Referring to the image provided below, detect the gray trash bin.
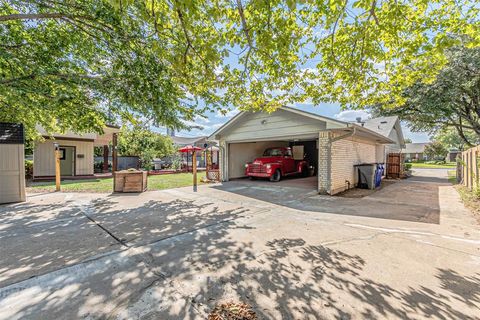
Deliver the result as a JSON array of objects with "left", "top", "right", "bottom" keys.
[{"left": 354, "top": 164, "right": 376, "bottom": 189}]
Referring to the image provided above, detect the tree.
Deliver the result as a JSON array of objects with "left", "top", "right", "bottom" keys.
[
  {"left": 373, "top": 45, "right": 480, "bottom": 146},
  {"left": 404, "top": 138, "right": 412, "bottom": 144},
  {"left": 1, "top": 0, "right": 212, "bottom": 139},
  {"left": 1, "top": 0, "right": 479, "bottom": 139},
  {"left": 117, "top": 126, "right": 175, "bottom": 169},
  {"left": 424, "top": 141, "right": 448, "bottom": 160},
  {"left": 433, "top": 127, "right": 479, "bottom": 150}
]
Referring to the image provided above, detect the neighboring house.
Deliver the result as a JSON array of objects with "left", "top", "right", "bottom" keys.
[
  {"left": 446, "top": 148, "right": 461, "bottom": 162},
  {"left": 208, "top": 106, "right": 394, "bottom": 195},
  {"left": 362, "top": 116, "right": 405, "bottom": 159},
  {"left": 33, "top": 125, "right": 120, "bottom": 179},
  {"left": 401, "top": 143, "right": 431, "bottom": 161}
]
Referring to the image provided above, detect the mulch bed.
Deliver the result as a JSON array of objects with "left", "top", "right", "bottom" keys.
[{"left": 208, "top": 302, "right": 257, "bottom": 320}]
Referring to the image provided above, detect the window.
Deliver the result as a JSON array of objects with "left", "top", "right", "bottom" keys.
[{"left": 263, "top": 148, "right": 283, "bottom": 156}]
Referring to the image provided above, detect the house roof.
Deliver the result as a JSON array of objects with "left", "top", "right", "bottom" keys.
[
  {"left": 35, "top": 125, "right": 120, "bottom": 145},
  {"left": 208, "top": 106, "right": 348, "bottom": 140},
  {"left": 402, "top": 143, "right": 430, "bottom": 154},
  {"left": 363, "top": 116, "right": 405, "bottom": 146},
  {"left": 170, "top": 135, "right": 207, "bottom": 146},
  {"left": 208, "top": 106, "right": 394, "bottom": 144}
]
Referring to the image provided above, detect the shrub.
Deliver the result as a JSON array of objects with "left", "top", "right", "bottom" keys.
[
  {"left": 25, "top": 160, "right": 33, "bottom": 178},
  {"left": 404, "top": 163, "right": 412, "bottom": 170}
]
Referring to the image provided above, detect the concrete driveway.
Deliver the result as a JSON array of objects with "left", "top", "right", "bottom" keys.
[{"left": 0, "top": 169, "right": 479, "bottom": 319}]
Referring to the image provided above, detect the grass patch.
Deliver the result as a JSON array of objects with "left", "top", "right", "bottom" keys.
[
  {"left": 410, "top": 162, "right": 456, "bottom": 169},
  {"left": 27, "top": 172, "right": 206, "bottom": 193},
  {"left": 447, "top": 170, "right": 457, "bottom": 184},
  {"left": 455, "top": 185, "right": 480, "bottom": 217}
]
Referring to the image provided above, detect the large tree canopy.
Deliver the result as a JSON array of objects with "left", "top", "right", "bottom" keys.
[
  {"left": 1, "top": 0, "right": 207, "bottom": 139},
  {"left": 1, "top": 0, "right": 479, "bottom": 139},
  {"left": 117, "top": 126, "right": 175, "bottom": 169},
  {"left": 374, "top": 45, "right": 480, "bottom": 145}
]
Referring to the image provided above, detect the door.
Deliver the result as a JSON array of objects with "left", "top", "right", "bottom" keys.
[{"left": 60, "top": 146, "right": 75, "bottom": 176}]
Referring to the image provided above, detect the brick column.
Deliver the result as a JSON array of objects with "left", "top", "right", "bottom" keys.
[{"left": 318, "top": 131, "right": 332, "bottom": 194}]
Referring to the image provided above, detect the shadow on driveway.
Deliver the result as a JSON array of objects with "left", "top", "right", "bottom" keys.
[{"left": 213, "top": 170, "right": 452, "bottom": 224}]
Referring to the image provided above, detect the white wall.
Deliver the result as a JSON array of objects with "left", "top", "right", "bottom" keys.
[
  {"left": 34, "top": 139, "right": 94, "bottom": 176},
  {"left": 0, "top": 144, "right": 25, "bottom": 203},
  {"left": 228, "top": 141, "right": 288, "bottom": 179},
  {"left": 330, "top": 137, "right": 377, "bottom": 194},
  {"left": 220, "top": 109, "right": 327, "bottom": 142}
]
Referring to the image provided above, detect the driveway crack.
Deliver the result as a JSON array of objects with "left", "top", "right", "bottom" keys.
[{"left": 77, "top": 203, "right": 129, "bottom": 247}]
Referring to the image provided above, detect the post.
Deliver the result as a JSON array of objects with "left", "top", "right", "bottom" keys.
[
  {"left": 54, "top": 143, "right": 61, "bottom": 191},
  {"left": 103, "top": 145, "right": 109, "bottom": 172},
  {"left": 192, "top": 150, "right": 197, "bottom": 192},
  {"left": 112, "top": 133, "right": 118, "bottom": 172},
  {"left": 112, "top": 133, "right": 118, "bottom": 192}
]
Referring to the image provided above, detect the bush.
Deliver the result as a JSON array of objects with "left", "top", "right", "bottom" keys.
[
  {"left": 404, "top": 163, "right": 412, "bottom": 170},
  {"left": 25, "top": 160, "right": 33, "bottom": 178}
]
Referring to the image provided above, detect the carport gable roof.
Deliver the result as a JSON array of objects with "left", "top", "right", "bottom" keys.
[
  {"left": 208, "top": 106, "right": 348, "bottom": 141},
  {"left": 327, "top": 124, "right": 395, "bottom": 144}
]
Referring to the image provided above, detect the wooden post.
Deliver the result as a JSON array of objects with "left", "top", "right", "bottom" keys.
[
  {"left": 192, "top": 150, "right": 197, "bottom": 192},
  {"left": 112, "top": 133, "right": 118, "bottom": 192},
  {"left": 112, "top": 133, "right": 118, "bottom": 172},
  {"left": 103, "top": 145, "right": 109, "bottom": 173},
  {"left": 54, "top": 145, "right": 61, "bottom": 192}
]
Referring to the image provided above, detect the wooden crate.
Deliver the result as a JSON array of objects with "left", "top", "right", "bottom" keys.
[{"left": 114, "top": 170, "right": 147, "bottom": 192}]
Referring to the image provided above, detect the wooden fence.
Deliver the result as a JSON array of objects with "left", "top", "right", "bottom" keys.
[
  {"left": 460, "top": 145, "right": 480, "bottom": 190},
  {"left": 386, "top": 153, "right": 405, "bottom": 179}
]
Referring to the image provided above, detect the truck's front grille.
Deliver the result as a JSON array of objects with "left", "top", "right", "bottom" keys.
[{"left": 250, "top": 163, "right": 266, "bottom": 173}]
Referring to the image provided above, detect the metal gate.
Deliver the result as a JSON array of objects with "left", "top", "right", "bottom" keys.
[
  {"left": 386, "top": 153, "right": 405, "bottom": 179},
  {"left": 0, "top": 123, "right": 26, "bottom": 204}
]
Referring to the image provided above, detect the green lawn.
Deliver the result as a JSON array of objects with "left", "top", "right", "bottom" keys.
[
  {"left": 410, "top": 162, "right": 457, "bottom": 169},
  {"left": 27, "top": 172, "right": 206, "bottom": 193}
]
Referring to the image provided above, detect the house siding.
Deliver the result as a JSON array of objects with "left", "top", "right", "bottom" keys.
[
  {"left": 219, "top": 109, "right": 326, "bottom": 142},
  {"left": 330, "top": 136, "right": 377, "bottom": 194},
  {"left": 385, "top": 128, "right": 402, "bottom": 153},
  {"left": 34, "top": 139, "right": 94, "bottom": 176},
  {"left": 0, "top": 144, "right": 26, "bottom": 203}
]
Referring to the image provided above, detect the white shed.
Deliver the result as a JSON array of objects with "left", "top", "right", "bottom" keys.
[
  {"left": 0, "top": 123, "right": 26, "bottom": 204},
  {"left": 33, "top": 125, "right": 120, "bottom": 179},
  {"left": 209, "top": 106, "right": 395, "bottom": 195}
]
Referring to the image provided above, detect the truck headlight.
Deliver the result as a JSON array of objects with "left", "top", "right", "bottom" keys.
[
  {"left": 245, "top": 164, "right": 249, "bottom": 168},
  {"left": 266, "top": 164, "right": 271, "bottom": 169}
]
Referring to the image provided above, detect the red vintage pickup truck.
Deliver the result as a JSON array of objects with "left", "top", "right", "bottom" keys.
[{"left": 245, "top": 147, "right": 309, "bottom": 182}]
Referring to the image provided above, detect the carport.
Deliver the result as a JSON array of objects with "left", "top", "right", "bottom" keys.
[{"left": 209, "top": 106, "right": 393, "bottom": 195}]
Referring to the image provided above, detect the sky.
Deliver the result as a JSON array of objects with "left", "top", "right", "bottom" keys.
[{"left": 170, "top": 102, "right": 431, "bottom": 143}]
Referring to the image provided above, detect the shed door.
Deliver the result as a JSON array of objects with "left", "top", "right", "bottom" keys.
[{"left": 0, "top": 144, "right": 26, "bottom": 204}]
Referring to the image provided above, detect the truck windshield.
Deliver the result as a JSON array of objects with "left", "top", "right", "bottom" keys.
[{"left": 263, "top": 148, "right": 283, "bottom": 156}]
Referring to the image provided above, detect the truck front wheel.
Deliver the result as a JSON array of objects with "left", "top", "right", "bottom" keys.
[{"left": 270, "top": 169, "right": 281, "bottom": 182}]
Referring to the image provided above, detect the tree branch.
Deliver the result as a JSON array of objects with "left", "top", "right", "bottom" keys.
[{"left": 0, "top": 13, "right": 68, "bottom": 22}]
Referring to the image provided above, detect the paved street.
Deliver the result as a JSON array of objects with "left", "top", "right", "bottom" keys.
[{"left": 1, "top": 169, "right": 479, "bottom": 319}]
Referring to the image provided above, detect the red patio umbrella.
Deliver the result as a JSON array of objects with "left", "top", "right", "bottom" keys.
[
  {"left": 178, "top": 146, "right": 203, "bottom": 192},
  {"left": 178, "top": 145, "right": 203, "bottom": 153},
  {"left": 178, "top": 145, "right": 203, "bottom": 173}
]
